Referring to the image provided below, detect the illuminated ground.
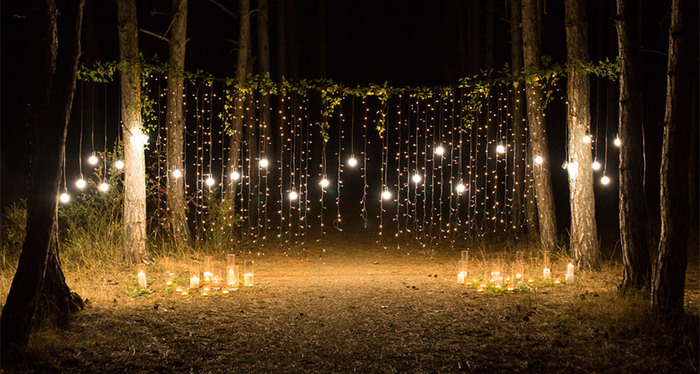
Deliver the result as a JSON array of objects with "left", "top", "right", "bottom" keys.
[{"left": 12, "top": 233, "right": 700, "bottom": 372}]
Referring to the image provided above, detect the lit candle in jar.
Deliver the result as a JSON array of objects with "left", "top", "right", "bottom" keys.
[
  {"left": 137, "top": 269, "right": 148, "bottom": 289},
  {"left": 190, "top": 275, "right": 200, "bottom": 289},
  {"left": 457, "top": 271, "right": 466, "bottom": 284},
  {"left": 565, "top": 262, "right": 575, "bottom": 283},
  {"left": 543, "top": 268, "right": 551, "bottom": 280},
  {"left": 244, "top": 273, "right": 254, "bottom": 287},
  {"left": 203, "top": 271, "right": 213, "bottom": 283},
  {"left": 228, "top": 268, "right": 236, "bottom": 287},
  {"left": 515, "top": 273, "right": 523, "bottom": 281},
  {"left": 222, "top": 289, "right": 229, "bottom": 296}
]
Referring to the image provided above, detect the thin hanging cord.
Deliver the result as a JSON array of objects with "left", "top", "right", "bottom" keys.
[
  {"left": 79, "top": 82, "right": 84, "bottom": 177},
  {"left": 603, "top": 82, "right": 609, "bottom": 173},
  {"left": 91, "top": 83, "right": 96, "bottom": 155},
  {"left": 103, "top": 84, "right": 108, "bottom": 182}
]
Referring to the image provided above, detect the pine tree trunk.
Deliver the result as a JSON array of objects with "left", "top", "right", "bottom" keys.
[
  {"left": 652, "top": 0, "right": 698, "bottom": 324},
  {"left": 226, "top": 0, "right": 250, "bottom": 197},
  {"left": 521, "top": 0, "right": 558, "bottom": 252},
  {"left": 565, "top": 0, "right": 599, "bottom": 270},
  {"left": 165, "top": 0, "right": 191, "bottom": 249},
  {"left": 509, "top": 0, "right": 532, "bottom": 234},
  {"left": 0, "top": 0, "right": 85, "bottom": 363},
  {"left": 117, "top": 0, "right": 146, "bottom": 263},
  {"left": 616, "top": 0, "right": 652, "bottom": 292}
]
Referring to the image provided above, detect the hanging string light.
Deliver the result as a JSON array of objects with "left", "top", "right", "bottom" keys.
[
  {"left": 60, "top": 151, "right": 70, "bottom": 203},
  {"left": 88, "top": 83, "right": 99, "bottom": 166}
]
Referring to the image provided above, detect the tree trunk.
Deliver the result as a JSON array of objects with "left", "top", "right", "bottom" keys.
[
  {"left": 616, "top": 0, "right": 652, "bottom": 292},
  {"left": 0, "top": 0, "right": 85, "bottom": 363},
  {"left": 509, "top": 0, "right": 531, "bottom": 233},
  {"left": 226, "top": 0, "right": 250, "bottom": 197},
  {"left": 165, "top": 0, "right": 191, "bottom": 249},
  {"left": 565, "top": 0, "right": 599, "bottom": 270},
  {"left": 484, "top": 0, "right": 495, "bottom": 68},
  {"left": 521, "top": 0, "right": 558, "bottom": 252},
  {"left": 652, "top": 0, "right": 698, "bottom": 324},
  {"left": 258, "top": 0, "right": 271, "bottom": 158}
]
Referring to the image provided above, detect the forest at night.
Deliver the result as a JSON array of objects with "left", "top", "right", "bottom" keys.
[{"left": 0, "top": 0, "right": 698, "bottom": 371}]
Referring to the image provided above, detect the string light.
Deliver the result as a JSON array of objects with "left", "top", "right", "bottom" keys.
[
  {"left": 76, "top": 176, "right": 87, "bottom": 189},
  {"left": 88, "top": 153, "right": 99, "bottom": 165},
  {"left": 347, "top": 156, "right": 358, "bottom": 167},
  {"left": 614, "top": 136, "right": 621, "bottom": 147},
  {"left": 319, "top": 178, "right": 329, "bottom": 188},
  {"left": 98, "top": 181, "right": 110, "bottom": 192},
  {"left": 288, "top": 189, "right": 298, "bottom": 201},
  {"left": 591, "top": 160, "right": 601, "bottom": 170},
  {"left": 582, "top": 133, "right": 592, "bottom": 144},
  {"left": 206, "top": 175, "right": 215, "bottom": 187},
  {"left": 172, "top": 169, "right": 182, "bottom": 179},
  {"left": 114, "top": 160, "right": 125, "bottom": 170},
  {"left": 231, "top": 170, "right": 240, "bottom": 181},
  {"left": 434, "top": 144, "right": 445, "bottom": 156},
  {"left": 601, "top": 175, "right": 610, "bottom": 185},
  {"left": 455, "top": 183, "right": 466, "bottom": 194},
  {"left": 496, "top": 144, "right": 506, "bottom": 154},
  {"left": 59, "top": 189, "right": 70, "bottom": 203},
  {"left": 534, "top": 155, "right": 543, "bottom": 165},
  {"left": 382, "top": 189, "right": 392, "bottom": 200},
  {"left": 567, "top": 161, "right": 579, "bottom": 176},
  {"left": 259, "top": 158, "right": 269, "bottom": 168},
  {"left": 411, "top": 173, "right": 422, "bottom": 184}
]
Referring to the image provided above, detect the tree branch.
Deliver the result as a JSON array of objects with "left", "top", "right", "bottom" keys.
[
  {"left": 139, "top": 28, "right": 169, "bottom": 42},
  {"left": 209, "top": 0, "right": 236, "bottom": 18}
]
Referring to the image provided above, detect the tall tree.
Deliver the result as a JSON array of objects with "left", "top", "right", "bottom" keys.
[
  {"left": 117, "top": 0, "right": 147, "bottom": 263},
  {"left": 615, "top": 0, "right": 652, "bottom": 292},
  {"left": 521, "top": 0, "right": 558, "bottom": 252},
  {"left": 165, "top": 0, "right": 191, "bottom": 248},
  {"left": 565, "top": 0, "right": 599, "bottom": 270},
  {"left": 0, "top": 0, "right": 85, "bottom": 362},
  {"left": 226, "top": 0, "right": 250, "bottom": 197},
  {"left": 652, "top": 0, "right": 698, "bottom": 324}
]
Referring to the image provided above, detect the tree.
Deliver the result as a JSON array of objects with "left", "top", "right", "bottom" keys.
[
  {"left": 652, "top": 0, "right": 698, "bottom": 324},
  {"left": 117, "top": 0, "right": 147, "bottom": 263},
  {"left": 521, "top": 0, "right": 558, "bottom": 252},
  {"left": 0, "top": 0, "right": 85, "bottom": 363},
  {"left": 615, "top": 0, "right": 652, "bottom": 292},
  {"left": 226, "top": 0, "right": 250, "bottom": 197},
  {"left": 564, "top": 0, "right": 599, "bottom": 270},
  {"left": 509, "top": 0, "right": 537, "bottom": 235},
  {"left": 165, "top": 0, "right": 191, "bottom": 248}
]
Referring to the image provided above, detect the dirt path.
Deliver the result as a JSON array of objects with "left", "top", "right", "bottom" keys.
[{"left": 14, "top": 238, "right": 700, "bottom": 373}]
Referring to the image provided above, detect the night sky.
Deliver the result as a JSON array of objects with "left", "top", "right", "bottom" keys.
[{"left": 0, "top": 0, "right": 680, "bottom": 241}]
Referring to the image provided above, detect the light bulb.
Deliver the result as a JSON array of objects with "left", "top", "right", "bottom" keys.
[
  {"left": 172, "top": 169, "right": 182, "bottom": 179},
  {"left": 320, "top": 178, "right": 329, "bottom": 188},
  {"left": 347, "top": 157, "right": 358, "bottom": 167},
  {"left": 582, "top": 134, "right": 592, "bottom": 144},
  {"left": 591, "top": 161, "right": 601, "bottom": 170},
  {"left": 561, "top": 160, "right": 569, "bottom": 170},
  {"left": 88, "top": 154, "right": 99, "bottom": 165},
  {"left": 59, "top": 192, "right": 70, "bottom": 203},
  {"left": 567, "top": 161, "right": 579, "bottom": 176},
  {"left": 98, "top": 182, "right": 110, "bottom": 192},
  {"left": 76, "top": 178, "right": 86, "bottom": 189},
  {"left": 205, "top": 176, "right": 215, "bottom": 187},
  {"left": 231, "top": 171, "right": 241, "bottom": 181},
  {"left": 259, "top": 158, "right": 269, "bottom": 168},
  {"left": 132, "top": 131, "right": 149, "bottom": 146},
  {"left": 434, "top": 145, "right": 445, "bottom": 156},
  {"left": 601, "top": 175, "right": 610, "bottom": 185},
  {"left": 411, "top": 174, "right": 422, "bottom": 183},
  {"left": 382, "top": 190, "right": 392, "bottom": 200},
  {"left": 456, "top": 183, "right": 466, "bottom": 193},
  {"left": 288, "top": 190, "right": 298, "bottom": 200},
  {"left": 614, "top": 137, "right": 621, "bottom": 147},
  {"left": 496, "top": 144, "right": 506, "bottom": 154},
  {"left": 114, "top": 160, "right": 125, "bottom": 170},
  {"left": 534, "top": 155, "right": 543, "bottom": 165}
]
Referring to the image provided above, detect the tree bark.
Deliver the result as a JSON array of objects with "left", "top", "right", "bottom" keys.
[
  {"left": 521, "top": 0, "right": 558, "bottom": 252},
  {"left": 165, "top": 0, "right": 191, "bottom": 249},
  {"left": 226, "top": 0, "right": 250, "bottom": 197},
  {"left": 652, "top": 0, "right": 698, "bottom": 324},
  {"left": 117, "top": 0, "right": 147, "bottom": 263},
  {"left": 616, "top": 0, "right": 652, "bottom": 292},
  {"left": 0, "top": 0, "right": 85, "bottom": 363},
  {"left": 565, "top": 0, "right": 599, "bottom": 270}
]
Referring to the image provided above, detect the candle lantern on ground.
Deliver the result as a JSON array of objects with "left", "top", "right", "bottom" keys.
[
  {"left": 212, "top": 266, "right": 222, "bottom": 291},
  {"left": 164, "top": 258, "right": 174, "bottom": 286},
  {"left": 244, "top": 260, "right": 255, "bottom": 287},
  {"left": 513, "top": 251, "right": 525, "bottom": 284},
  {"left": 203, "top": 256, "right": 213, "bottom": 284},
  {"left": 189, "top": 267, "right": 200, "bottom": 289},
  {"left": 490, "top": 254, "right": 503, "bottom": 285},
  {"left": 542, "top": 252, "right": 551, "bottom": 280},
  {"left": 227, "top": 254, "right": 238, "bottom": 290},
  {"left": 457, "top": 250, "right": 469, "bottom": 284},
  {"left": 565, "top": 261, "right": 575, "bottom": 284},
  {"left": 137, "top": 264, "right": 147, "bottom": 289}
]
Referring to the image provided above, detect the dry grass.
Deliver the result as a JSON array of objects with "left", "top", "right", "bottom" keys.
[{"left": 2, "top": 232, "right": 699, "bottom": 373}]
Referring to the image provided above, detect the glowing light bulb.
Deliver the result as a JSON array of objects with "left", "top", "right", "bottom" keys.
[
  {"left": 534, "top": 155, "right": 543, "bottom": 165},
  {"left": 411, "top": 174, "right": 422, "bottom": 183},
  {"left": 231, "top": 171, "right": 240, "bottom": 181},
  {"left": 434, "top": 145, "right": 445, "bottom": 156},
  {"left": 205, "top": 176, "right": 215, "bottom": 187},
  {"left": 76, "top": 178, "right": 87, "bottom": 189},
  {"left": 132, "top": 131, "right": 149, "bottom": 146},
  {"left": 348, "top": 157, "right": 358, "bottom": 167},
  {"left": 382, "top": 190, "right": 392, "bottom": 200},
  {"left": 259, "top": 158, "right": 269, "bottom": 168},
  {"left": 172, "top": 169, "right": 182, "bottom": 179},
  {"left": 114, "top": 160, "right": 124, "bottom": 170},
  {"left": 456, "top": 183, "right": 466, "bottom": 193},
  {"left": 98, "top": 182, "right": 110, "bottom": 192},
  {"left": 496, "top": 144, "right": 506, "bottom": 154},
  {"left": 601, "top": 175, "right": 610, "bottom": 185},
  {"left": 582, "top": 134, "right": 591, "bottom": 144},
  {"left": 88, "top": 154, "right": 99, "bottom": 165},
  {"left": 320, "top": 178, "right": 329, "bottom": 188},
  {"left": 591, "top": 161, "right": 601, "bottom": 170},
  {"left": 614, "top": 137, "right": 621, "bottom": 147},
  {"left": 567, "top": 161, "right": 579, "bottom": 176},
  {"left": 288, "top": 190, "right": 298, "bottom": 200},
  {"left": 59, "top": 192, "right": 70, "bottom": 203}
]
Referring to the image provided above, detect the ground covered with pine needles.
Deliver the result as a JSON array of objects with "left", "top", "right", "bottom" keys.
[{"left": 3, "top": 232, "right": 699, "bottom": 373}]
